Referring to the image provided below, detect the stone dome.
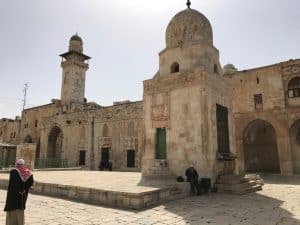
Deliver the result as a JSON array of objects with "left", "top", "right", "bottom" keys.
[
  {"left": 166, "top": 8, "right": 213, "bottom": 49},
  {"left": 70, "top": 34, "right": 82, "bottom": 42},
  {"left": 223, "top": 64, "right": 238, "bottom": 75}
]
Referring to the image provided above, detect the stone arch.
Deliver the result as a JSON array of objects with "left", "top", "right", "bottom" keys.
[
  {"left": 170, "top": 62, "right": 179, "bottom": 73},
  {"left": 47, "top": 126, "right": 63, "bottom": 159},
  {"left": 243, "top": 119, "right": 280, "bottom": 173},
  {"left": 103, "top": 124, "right": 109, "bottom": 137},
  {"left": 289, "top": 119, "right": 300, "bottom": 174},
  {"left": 24, "top": 135, "right": 33, "bottom": 143}
]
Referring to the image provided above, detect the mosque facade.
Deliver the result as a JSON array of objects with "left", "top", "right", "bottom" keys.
[{"left": 1, "top": 3, "right": 300, "bottom": 184}]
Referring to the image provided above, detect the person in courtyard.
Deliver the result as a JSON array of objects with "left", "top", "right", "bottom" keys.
[
  {"left": 98, "top": 160, "right": 105, "bottom": 171},
  {"left": 4, "top": 159, "right": 34, "bottom": 225},
  {"left": 108, "top": 161, "right": 112, "bottom": 171},
  {"left": 185, "top": 165, "right": 201, "bottom": 195}
]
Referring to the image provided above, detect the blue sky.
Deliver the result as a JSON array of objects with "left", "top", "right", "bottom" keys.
[{"left": 0, "top": 0, "right": 299, "bottom": 118}]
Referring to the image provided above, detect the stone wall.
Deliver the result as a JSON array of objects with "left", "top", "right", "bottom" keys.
[
  {"left": 40, "top": 101, "right": 144, "bottom": 170},
  {"left": 226, "top": 59, "right": 300, "bottom": 175},
  {"left": 143, "top": 68, "right": 234, "bottom": 183},
  {"left": 21, "top": 103, "right": 58, "bottom": 144},
  {"left": 0, "top": 118, "right": 21, "bottom": 145},
  {"left": 16, "top": 143, "right": 37, "bottom": 169}
]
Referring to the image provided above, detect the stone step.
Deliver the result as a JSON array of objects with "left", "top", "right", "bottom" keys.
[
  {"left": 217, "top": 177, "right": 251, "bottom": 185},
  {"left": 217, "top": 180, "right": 257, "bottom": 191},
  {"left": 216, "top": 174, "right": 263, "bottom": 195},
  {"left": 218, "top": 184, "right": 263, "bottom": 195}
]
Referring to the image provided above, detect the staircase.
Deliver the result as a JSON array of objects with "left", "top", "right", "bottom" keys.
[
  {"left": 216, "top": 174, "right": 264, "bottom": 195},
  {"left": 144, "top": 160, "right": 173, "bottom": 177}
]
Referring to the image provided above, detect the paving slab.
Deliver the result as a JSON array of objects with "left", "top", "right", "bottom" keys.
[
  {"left": 0, "top": 171, "right": 189, "bottom": 209},
  {"left": 0, "top": 175, "right": 300, "bottom": 224}
]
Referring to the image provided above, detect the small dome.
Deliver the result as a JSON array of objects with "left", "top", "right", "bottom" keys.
[
  {"left": 223, "top": 64, "right": 238, "bottom": 75},
  {"left": 70, "top": 34, "right": 82, "bottom": 42},
  {"left": 166, "top": 8, "right": 213, "bottom": 48}
]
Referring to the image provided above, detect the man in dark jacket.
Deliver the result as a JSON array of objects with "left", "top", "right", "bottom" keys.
[
  {"left": 4, "top": 159, "right": 34, "bottom": 225},
  {"left": 185, "top": 165, "right": 201, "bottom": 195}
]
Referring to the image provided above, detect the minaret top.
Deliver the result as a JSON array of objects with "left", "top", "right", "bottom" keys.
[
  {"left": 186, "top": 0, "right": 191, "bottom": 8},
  {"left": 60, "top": 34, "right": 91, "bottom": 60},
  {"left": 70, "top": 33, "right": 82, "bottom": 42}
]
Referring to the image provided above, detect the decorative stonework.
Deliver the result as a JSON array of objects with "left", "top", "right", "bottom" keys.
[
  {"left": 98, "top": 136, "right": 111, "bottom": 148},
  {"left": 123, "top": 137, "right": 138, "bottom": 150},
  {"left": 166, "top": 9, "right": 213, "bottom": 48},
  {"left": 151, "top": 104, "right": 169, "bottom": 121},
  {"left": 144, "top": 72, "right": 204, "bottom": 95}
]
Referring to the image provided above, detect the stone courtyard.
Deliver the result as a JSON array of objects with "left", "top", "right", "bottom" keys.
[{"left": 1, "top": 174, "right": 300, "bottom": 225}]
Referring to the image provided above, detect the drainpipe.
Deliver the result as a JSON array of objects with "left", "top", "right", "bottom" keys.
[{"left": 90, "top": 116, "right": 95, "bottom": 170}]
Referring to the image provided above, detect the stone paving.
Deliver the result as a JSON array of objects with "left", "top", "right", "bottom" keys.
[
  {"left": 0, "top": 171, "right": 177, "bottom": 193},
  {"left": 1, "top": 175, "right": 300, "bottom": 225}
]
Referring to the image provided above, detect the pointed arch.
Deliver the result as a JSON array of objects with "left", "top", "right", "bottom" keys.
[
  {"left": 103, "top": 124, "right": 109, "bottom": 137},
  {"left": 243, "top": 119, "right": 280, "bottom": 173},
  {"left": 47, "top": 126, "right": 63, "bottom": 159}
]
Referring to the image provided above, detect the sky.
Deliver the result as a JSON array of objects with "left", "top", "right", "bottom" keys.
[{"left": 0, "top": 0, "right": 299, "bottom": 118}]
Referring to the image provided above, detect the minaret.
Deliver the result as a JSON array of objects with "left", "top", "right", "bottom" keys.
[{"left": 60, "top": 34, "right": 91, "bottom": 108}]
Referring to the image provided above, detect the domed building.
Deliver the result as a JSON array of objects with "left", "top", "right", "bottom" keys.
[
  {"left": 143, "top": 3, "right": 233, "bottom": 182},
  {"left": 1, "top": 2, "right": 300, "bottom": 190},
  {"left": 157, "top": 6, "right": 221, "bottom": 77}
]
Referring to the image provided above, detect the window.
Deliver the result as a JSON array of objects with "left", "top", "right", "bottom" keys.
[
  {"left": 35, "top": 120, "right": 38, "bottom": 127},
  {"left": 288, "top": 77, "right": 300, "bottom": 98},
  {"left": 79, "top": 150, "right": 86, "bottom": 166},
  {"left": 216, "top": 104, "right": 230, "bottom": 154},
  {"left": 254, "top": 94, "right": 263, "bottom": 109},
  {"left": 170, "top": 62, "right": 179, "bottom": 74},
  {"left": 214, "top": 64, "right": 219, "bottom": 74},
  {"left": 127, "top": 149, "right": 135, "bottom": 168},
  {"left": 155, "top": 128, "right": 166, "bottom": 159}
]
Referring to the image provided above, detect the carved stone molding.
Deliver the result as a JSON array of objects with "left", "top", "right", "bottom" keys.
[
  {"left": 283, "top": 65, "right": 300, "bottom": 76},
  {"left": 98, "top": 136, "right": 111, "bottom": 148},
  {"left": 123, "top": 137, "right": 138, "bottom": 150},
  {"left": 151, "top": 104, "right": 169, "bottom": 121},
  {"left": 144, "top": 72, "right": 204, "bottom": 95}
]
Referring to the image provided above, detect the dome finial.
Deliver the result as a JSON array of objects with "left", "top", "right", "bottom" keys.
[{"left": 186, "top": 0, "right": 191, "bottom": 8}]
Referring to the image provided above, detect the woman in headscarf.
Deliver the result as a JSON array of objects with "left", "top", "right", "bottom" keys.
[{"left": 4, "top": 159, "right": 34, "bottom": 225}]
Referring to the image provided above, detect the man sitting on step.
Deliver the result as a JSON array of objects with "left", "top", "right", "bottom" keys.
[{"left": 185, "top": 165, "right": 201, "bottom": 195}]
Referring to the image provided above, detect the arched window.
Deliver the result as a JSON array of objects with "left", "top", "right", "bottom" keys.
[
  {"left": 128, "top": 122, "right": 134, "bottom": 136},
  {"left": 214, "top": 64, "right": 219, "bottom": 74},
  {"left": 170, "top": 62, "right": 179, "bottom": 73},
  {"left": 103, "top": 124, "right": 109, "bottom": 137},
  {"left": 24, "top": 135, "right": 33, "bottom": 143},
  {"left": 288, "top": 77, "right": 300, "bottom": 98}
]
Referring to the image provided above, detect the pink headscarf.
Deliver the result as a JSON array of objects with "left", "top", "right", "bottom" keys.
[{"left": 15, "top": 159, "right": 32, "bottom": 182}]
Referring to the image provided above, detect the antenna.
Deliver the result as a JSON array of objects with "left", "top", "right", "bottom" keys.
[{"left": 22, "top": 83, "right": 29, "bottom": 110}]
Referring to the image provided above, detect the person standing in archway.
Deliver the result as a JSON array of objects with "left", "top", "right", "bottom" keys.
[{"left": 4, "top": 159, "right": 34, "bottom": 225}]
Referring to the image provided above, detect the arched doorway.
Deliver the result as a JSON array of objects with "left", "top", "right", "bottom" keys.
[
  {"left": 290, "top": 120, "right": 300, "bottom": 174},
  {"left": 47, "top": 126, "right": 63, "bottom": 159},
  {"left": 243, "top": 119, "right": 280, "bottom": 173},
  {"left": 24, "top": 135, "right": 33, "bottom": 143}
]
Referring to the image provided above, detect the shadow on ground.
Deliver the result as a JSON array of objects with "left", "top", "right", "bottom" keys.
[{"left": 162, "top": 192, "right": 300, "bottom": 225}]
